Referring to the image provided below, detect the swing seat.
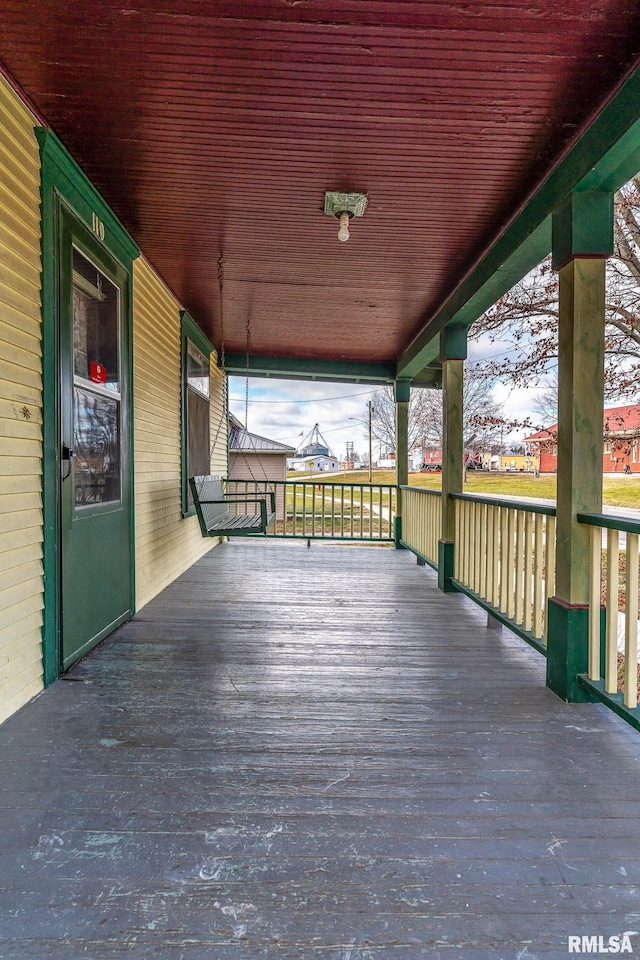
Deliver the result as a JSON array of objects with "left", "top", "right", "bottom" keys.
[{"left": 189, "top": 475, "right": 275, "bottom": 537}]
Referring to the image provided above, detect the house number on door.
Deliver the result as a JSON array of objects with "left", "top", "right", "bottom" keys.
[{"left": 92, "top": 212, "right": 105, "bottom": 241}]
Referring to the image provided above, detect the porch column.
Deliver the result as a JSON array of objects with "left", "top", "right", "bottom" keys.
[
  {"left": 546, "top": 190, "right": 613, "bottom": 701},
  {"left": 394, "top": 379, "right": 410, "bottom": 547},
  {"left": 438, "top": 326, "right": 467, "bottom": 591}
]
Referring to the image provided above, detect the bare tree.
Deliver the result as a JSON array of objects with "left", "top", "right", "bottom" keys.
[
  {"left": 530, "top": 374, "right": 558, "bottom": 426},
  {"left": 359, "top": 387, "right": 436, "bottom": 454},
  {"left": 470, "top": 176, "right": 640, "bottom": 401},
  {"left": 365, "top": 370, "right": 505, "bottom": 457}
]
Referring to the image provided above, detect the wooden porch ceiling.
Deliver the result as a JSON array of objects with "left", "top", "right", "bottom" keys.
[{"left": 2, "top": 2, "right": 640, "bottom": 375}]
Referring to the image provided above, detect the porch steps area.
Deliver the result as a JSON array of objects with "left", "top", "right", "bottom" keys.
[{"left": 2, "top": 542, "right": 640, "bottom": 958}]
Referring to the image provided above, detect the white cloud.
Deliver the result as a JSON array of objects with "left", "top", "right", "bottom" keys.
[{"left": 228, "top": 376, "right": 375, "bottom": 458}]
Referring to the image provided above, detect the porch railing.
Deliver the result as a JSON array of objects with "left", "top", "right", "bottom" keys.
[
  {"left": 223, "top": 478, "right": 640, "bottom": 731},
  {"left": 450, "top": 493, "right": 556, "bottom": 653},
  {"left": 224, "top": 479, "right": 397, "bottom": 541},
  {"left": 578, "top": 512, "right": 640, "bottom": 730},
  {"left": 399, "top": 486, "right": 442, "bottom": 567}
]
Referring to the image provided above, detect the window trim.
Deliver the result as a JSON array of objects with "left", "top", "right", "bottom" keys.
[{"left": 181, "top": 311, "right": 214, "bottom": 517}]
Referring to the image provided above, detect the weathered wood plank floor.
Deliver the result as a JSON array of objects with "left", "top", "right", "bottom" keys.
[{"left": 3, "top": 541, "right": 640, "bottom": 959}]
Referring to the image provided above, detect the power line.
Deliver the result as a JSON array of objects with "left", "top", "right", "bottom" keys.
[{"left": 228, "top": 388, "right": 375, "bottom": 404}]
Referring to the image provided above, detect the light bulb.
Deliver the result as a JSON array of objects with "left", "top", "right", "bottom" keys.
[{"left": 338, "top": 212, "right": 350, "bottom": 242}]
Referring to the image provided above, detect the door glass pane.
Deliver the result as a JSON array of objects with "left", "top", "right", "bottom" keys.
[
  {"left": 71, "top": 248, "right": 122, "bottom": 507},
  {"left": 73, "top": 247, "right": 120, "bottom": 392},
  {"left": 73, "top": 387, "right": 121, "bottom": 505}
]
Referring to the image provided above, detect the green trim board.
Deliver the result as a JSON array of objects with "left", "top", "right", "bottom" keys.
[
  {"left": 577, "top": 511, "right": 640, "bottom": 535},
  {"left": 437, "top": 539, "right": 456, "bottom": 592},
  {"left": 38, "top": 127, "right": 139, "bottom": 686},
  {"left": 394, "top": 380, "right": 411, "bottom": 403},
  {"left": 546, "top": 597, "right": 603, "bottom": 702},
  {"left": 35, "top": 129, "right": 139, "bottom": 266},
  {"left": 551, "top": 190, "right": 614, "bottom": 269},
  {"left": 440, "top": 324, "right": 468, "bottom": 361},
  {"left": 181, "top": 311, "right": 214, "bottom": 518},
  {"left": 399, "top": 485, "right": 442, "bottom": 496},
  {"left": 397, "top": 65, "right": 640, "bottom": 379},
  {"left": 450, "top": 580, "right": 549, "bottom": 657},
  {"left": 577, "top": 675, "right": 640, "bottom": 735},
  {"left": 222, "top": 353, "right": 396, "bottom": 384},
  {"left": 451, "top": 492, "right": 557, "bottom": 517},
  {"left": 399, "top": 540, "right": 438, "bottom": 572}
]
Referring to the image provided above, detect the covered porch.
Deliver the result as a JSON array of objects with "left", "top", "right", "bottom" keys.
[{"left": 2, "top": 540, "right": 640, "bottom": 958}]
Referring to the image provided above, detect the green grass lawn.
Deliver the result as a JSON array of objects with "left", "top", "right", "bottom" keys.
[{"left": 304, "top": 470, "right": 640, "bottom": 509}]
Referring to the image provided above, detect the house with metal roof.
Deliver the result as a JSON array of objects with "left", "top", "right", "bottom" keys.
[{"left": 228, "top": 413, "right": 296, "bottom": 489}]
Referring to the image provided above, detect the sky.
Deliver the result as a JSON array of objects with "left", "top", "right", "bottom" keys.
[{"left": 228, "top": 335, "right": 553, "bottom": 459}]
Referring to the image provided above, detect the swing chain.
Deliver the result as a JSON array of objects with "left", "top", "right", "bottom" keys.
[{"left": 209, "top": 255, "right": 228, "bottom": 470}]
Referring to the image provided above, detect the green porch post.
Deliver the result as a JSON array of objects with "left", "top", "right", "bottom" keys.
[
  {"left": 438, "top": 326, "right": 466, "bottom": 591},
  {"left": 546, "top": 190, "right": 613, "bottom": 701},
  {"left": 394, "top": 379, "right": 410, "bottom": 547}
]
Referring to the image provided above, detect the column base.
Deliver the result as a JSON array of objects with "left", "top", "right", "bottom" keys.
[
  {"left": 437, "top": 540, "right": 456, "bottom": 592},
  {"left": 546, "top": 596, "right": 602, "bottom": 703},
  {"left": 393, "top": 516, "right": 405, "bottom": 549}
]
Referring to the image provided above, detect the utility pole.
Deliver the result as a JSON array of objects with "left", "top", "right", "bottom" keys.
[{"left": 368, "top": 399, "right": 373, "bottom": 483}]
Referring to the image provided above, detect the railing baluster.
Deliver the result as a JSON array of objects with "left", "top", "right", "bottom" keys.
[
  {"left": 506, "top": 508, "right": 515, "bottom": 620},
  {"left": 350, "top": 486, "right": 354, "bottom": 538},
  {"left": 625, "top": 533, "right": 639, "bottom": 709},
  {"left": 523, "top": 512, "right": 534, "bottom": 632},
  {"left": 491, "top": 507, "right": 500, "bottom": 608},
  {"left": 498, "top": 507, "right": 507, "bottom": 614},
  {"left": 544, "top": 515, "right": 556, "bottom": 642},
  {"left": 479, "top": 501, "right": 488, "bottom": 598},
  {"left": 533, "top": 514, "right": 543, "bottom": 638},
  {"left": 485, "top": 505, "right": 494, "bottom": 602},
  {"left": 461, "top": 501, "right": 468, "bottom": 585},
  {"left": 453, "top": 499, "right": 460, "bottom": 579},
  {"left": 515, "top": 510, "right": 525, "bottom": 625},
  {"left": 589, "top": 525, "right": 602, "bottom": 682},
  {"left": 605, "top": 528, "right": 619, "bottom": 694}
]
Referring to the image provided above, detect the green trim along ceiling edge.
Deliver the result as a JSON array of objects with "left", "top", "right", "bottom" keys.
[
  {"left": 37, "top": 125, "right": 139, "bottom": 687},
  {"left": 221, "top": 353, "right": 396, "bottom": 384},
  {"left": 397, "top": 65, "right": 640, "bottom": 379}
]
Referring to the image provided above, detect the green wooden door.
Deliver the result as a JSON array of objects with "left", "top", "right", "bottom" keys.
[{"left": 59, "top": 208, "right": 133, "bottom": 669}]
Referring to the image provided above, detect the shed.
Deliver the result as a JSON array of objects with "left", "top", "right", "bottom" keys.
[{"left": 228, "top": 413, "right": 296, "bottom": 512}]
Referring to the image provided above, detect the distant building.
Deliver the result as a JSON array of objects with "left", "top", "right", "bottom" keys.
[
  {"left": 228, "top": 414, "right": 296, "bottom": 513},
  {"left": 290, "top": 424, "right": 339, "bottom": 473},
  {"left": 288, "top": 454, "right": 339, "bottom": 474},
  {"left": 525, "top": 404, "right": 640, "bottom": 474}
]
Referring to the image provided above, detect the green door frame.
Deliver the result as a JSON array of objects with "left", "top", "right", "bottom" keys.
[{"left": 37, "top": 128, "right": 139, "bottom": 685}]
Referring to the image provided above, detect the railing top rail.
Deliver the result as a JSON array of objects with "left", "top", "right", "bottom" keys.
[
  {"left": 225, "top": 478, "right": 396, "bottom": 489},
  {"left": 578, "top": 511, "right": 640, "bottom": 535},
  {"left": 450, "top": 491, "right": 556, "bottom": 517},
  {"left": 400, "top": 485, "right": 442, "bottom": 496}
]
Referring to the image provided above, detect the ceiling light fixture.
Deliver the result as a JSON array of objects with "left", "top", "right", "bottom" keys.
[{"left": 324, "top": 191, "right": 368, "bottom": 242}]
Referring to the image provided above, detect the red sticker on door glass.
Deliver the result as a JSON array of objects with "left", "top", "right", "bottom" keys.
[{"left": 90, "top": 362, "right": 107, "bottom": 383}]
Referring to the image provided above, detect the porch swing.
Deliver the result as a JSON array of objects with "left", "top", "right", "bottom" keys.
[{"left": 189, "top": 257, "right": 276, "bottom": 538}]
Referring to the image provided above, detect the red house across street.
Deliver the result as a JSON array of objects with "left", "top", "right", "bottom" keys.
[{"left": 525, "top": 404, "right": 640, "bottom": 474}]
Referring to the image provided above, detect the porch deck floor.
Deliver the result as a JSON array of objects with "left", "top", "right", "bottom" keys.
[{"left": 3, "top": 542, "right": 640, "bottom": 959}]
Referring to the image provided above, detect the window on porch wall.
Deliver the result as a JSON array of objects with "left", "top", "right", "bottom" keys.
[{"left": 181, "top": 311, "right": 213, "bottom": 516}]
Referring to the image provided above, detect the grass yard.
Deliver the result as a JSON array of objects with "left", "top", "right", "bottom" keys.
[{"left": 309, "top": 470, "right": 640, "bottom": 510}]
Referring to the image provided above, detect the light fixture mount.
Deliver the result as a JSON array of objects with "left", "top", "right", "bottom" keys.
[
  {"left": 324, "top": 191, "right": 368, "bottom": 242},
  {"left": 324, "top": 191, "right": 368, "bottom": 219}
]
